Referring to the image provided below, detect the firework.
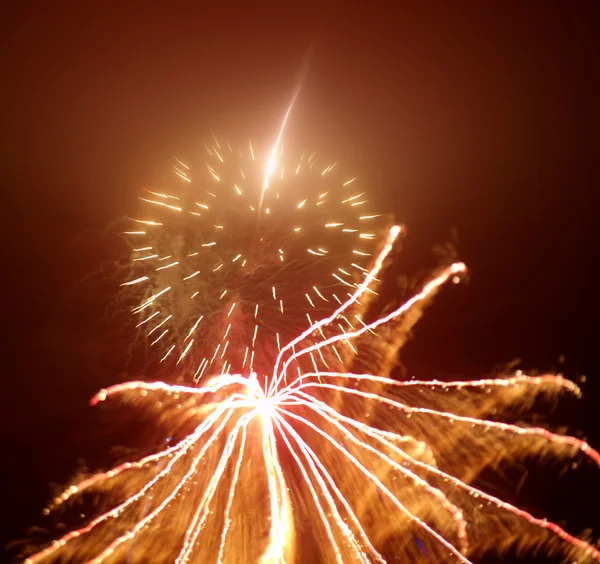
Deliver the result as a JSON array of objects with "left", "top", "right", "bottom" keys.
[
  {"left": 25, "top": 226, "right": 599, "bottom": 563},
  {"left": 120, "top": 140, "right": 388, "bottom": 381}
]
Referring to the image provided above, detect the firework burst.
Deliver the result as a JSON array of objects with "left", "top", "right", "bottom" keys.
[
  {"left": 25, "top": 226, "right": 599, "bottom": 563},
  {"left": 120, "top": 140, "right": 388, "bottom": 381}
]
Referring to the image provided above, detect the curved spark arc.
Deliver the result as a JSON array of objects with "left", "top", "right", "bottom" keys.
[
  {"left": 272, "top": 414, "right": 385, "bottom": 563},
  {"left": 26, "top": 225, "right": 600, "bottom": 563},
  {"left": 269, "top": 224, "right": 404, "bottom": 394},
  {"left": 288, "top": 388, "right": 600, "bottom": 561},
  {"left": 280, "top": 392, "right": 470, "bottom": 550}
]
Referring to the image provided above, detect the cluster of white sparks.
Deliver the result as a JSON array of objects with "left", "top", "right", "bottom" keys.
[
  {"left": 26, "top": 225, "right": 600, "bottom": 563},
  {"left": 121, "top": 138, "right": 386, "bottom": 380}
]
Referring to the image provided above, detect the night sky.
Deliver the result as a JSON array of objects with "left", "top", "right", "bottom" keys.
[{"left": 3, "top": 4, "right": 599, "bottom": 563}]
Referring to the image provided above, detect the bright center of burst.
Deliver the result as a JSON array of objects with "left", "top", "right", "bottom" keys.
[
  {"left": 248, "top": 373, "right": 276, "bottom": 420},
  {"left": 256, "top": 396, "right": 275, "bottom": 421}
]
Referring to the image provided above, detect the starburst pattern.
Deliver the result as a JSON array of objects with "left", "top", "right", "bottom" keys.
[
  {"left": 25, "top": 226, "right": 599, "bottom": 563},
  {"left": 120, "top": 140, "right": 388, "bottom": 380}
]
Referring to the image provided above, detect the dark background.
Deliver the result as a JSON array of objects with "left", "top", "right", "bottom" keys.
[{"left": 2, "top": 3, "right": 599, "bottom": 562}]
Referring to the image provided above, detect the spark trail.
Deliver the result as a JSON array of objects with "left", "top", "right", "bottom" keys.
[{"left": 26, "top": 226, "right": 600, "bottom": 563}]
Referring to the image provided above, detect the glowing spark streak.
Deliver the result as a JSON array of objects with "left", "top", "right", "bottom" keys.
[
  {"left": 232, "top": 254, "right": 241, "bottom": 262},
  {"left": 194, "top": 359, "right": 208, "bottom": 381},
  {"left": 216, "top": 425, "right": 248, "bottom": 564},
  {"left": 207, "top": 165, "right": 220, "bottom": 182},
  {"left": 337, "top": 325, "right": 358, "bottom": 354},
  {"left": 132, "top": 247, "right": 152, "bottom": 252},
  {"left": 136, "top": 311, "right": 159, "bottom": 327},
  {"left": 259, "top": 414, "right": 291, "bottom": 563},
  {"left": 183, "top": 271, "right": 200, "bottom": 281},
  {"left": 46, "top": 433, "right": 192, "bottom": 511},
  {"left": 297, "top": 383, "right": 600, "bottom": 468},
  {"left": 155, "top": 261, "right": 179, "bottom": 271},
  {"left": 196, "top": 203, "right": 209, "bottom": 210},
  {"left": 174, "top": 169, "right": 191, "bottom": 182},
  {"left": 139, "top": 197, "right": 182, "bottom": 212},
  {"left": 342, "top": 193, "right": 365, "bottom": 203},
  {"left": 343, "top": 177, "right": 358, "bottom": 186},
  {"left": 271, "top": 224, "right": 399, "bottom": 390},
  {"left": 202, "top": 241, "right": 216, "bottom": 247},
  {"left": 351, "top": 263, "right": 367, "bottom": 272},
  {"left": 124, "top": 231, "right": 145, "bottom": 235},
  {"left": 313, "top": 286, "right": 328, "bottom": 302},
  {"left": 133, "top": 286, "right": 171, "bottom": 313},
  {"left": 276, "top": 415, "right": 385, "bottom": 563},
  {"left": 289, "top": 372, "right": 581, "bottom": 396},
  {"left": 359, "top": 214, "right": 381, "bottom": 220},
  {"left": 305, "top": 294, "right": 315, "bottom": 308},
  {"left": 174, "top": 158, "right": 189, "bottom": 170},
  {"left": 160, "top": 345, "right": 175, "bottom": 362},
  {"left": 280, "top": 409, "right": 473, "bottom": 563},
  {"left": 133, "top": 254, "right": 158, "bottom": 262},
  {"left": 147, "top": 315, "right": 172, "bottom": 337},
  {"left": 291, "top": 385, "right": 600, "bottom": 561},
  {"left": 281, "top": 260, "right": 465, "bottom": 383},
  {"left": 121, "top": 276, "right": 149, "bottom": 286},
  {"left": 177, "top": 339, "right": 194, "bottom": 365},
  {"left": 260, "top": 55, "right": 308, "bottom": 211},
  {"left": 326, "top": 223, "right": 343, "bottom": 228},
  {"left": 273, "top": 416, "right": 344, "bottom": 564},
  {"left": 176, "top": 414, "right": 253, "bottom": 563},
  {"left": 332, "top": 273, "right": 355, "bottom": 288},
  {"left": 26, "top": 407, "right": 233, "bottom": 564},
  {"left": 354, "top": 316, "right": 376, "bottom": 335},
  {"left": 131, "top": 219, "right": 162, "bottom": 226},
  {"left": 291, "top": 393, "right": 469, "bottom": 550},
  {"left": 90, "top": 409, "right": 237, "bottom": 564},
  {"left": 150, "top": 328, "right": 168, "bottom": 346},
  {"left": 227, "top": 302, "right": 236, "bottom": 317}
]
